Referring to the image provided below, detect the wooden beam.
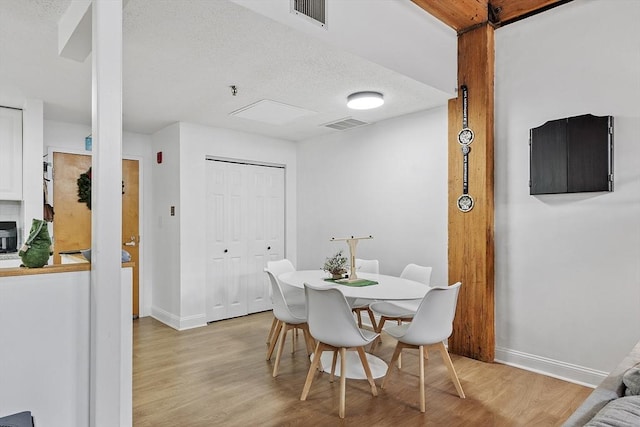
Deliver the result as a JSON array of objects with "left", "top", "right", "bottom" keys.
[
  {"left": 490, "top": 0, "right": 573, "bottom": 26},
  {"left": 411, "top": 0, "right": 487, "bottom": 32},
  {"left": 448, "top": 24, "right": 495, "bottom": 362},
  {"left": 412, "top": 0, "right": 574, "bottom": 32}
]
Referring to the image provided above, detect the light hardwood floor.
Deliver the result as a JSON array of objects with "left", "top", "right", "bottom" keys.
[{"left": 133, "top": 312, "right": 591, "bottom": 426}]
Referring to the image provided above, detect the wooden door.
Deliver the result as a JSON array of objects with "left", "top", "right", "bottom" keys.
[
  {"left": 122, "top": 159, "right": 140, "bottom": 317},
  {"left": 52, "top": 152, "right": 140, "bottom": 316},
  {"left": 205, "top": 160, "right": 285, "bottom": 322}
]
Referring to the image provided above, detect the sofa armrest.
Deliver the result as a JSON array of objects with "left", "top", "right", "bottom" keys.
[{"left": 563, "top": 341, "right": 640, "bottom": 427}]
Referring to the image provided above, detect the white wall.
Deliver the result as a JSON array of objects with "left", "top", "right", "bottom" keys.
[
  {"left": 150, "top": 123, "right": 182, "bottom": 326},
  {"left": 1, "top": 271, "right": 90, "bottom": 426},
  {"left": 494, "top": 0, "right": 640, "bottom": 386},
  {"left": 44, "top": 120, "right": 155, "bottom": 317},
  {"left": 150, "top": 122, "right": 298, "bottom": 330},
  {"left": 297, "top": 107, "right": 448, "bottom": 285},
  {"left": 0, "top": 267, "right": 132, "bottom": 427}
]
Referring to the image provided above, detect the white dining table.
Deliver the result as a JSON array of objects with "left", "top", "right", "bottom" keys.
[
  {"left": 278, "top": 270, "right": 429, "bottom": 301},
  {"left": 278, "top": 269, "right": 430, "bottom": 379}
]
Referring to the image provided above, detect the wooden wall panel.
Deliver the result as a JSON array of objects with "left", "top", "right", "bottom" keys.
[{"left": 448, "top": 24, "right": 495, "bottom": 362}]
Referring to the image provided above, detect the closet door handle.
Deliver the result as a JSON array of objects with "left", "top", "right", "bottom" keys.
[
  {"left": 267, "top": 246, "right": 271, "bottom": 250},
  {"left": 224, "top": 249, "right": 228, "bottom": 253}
]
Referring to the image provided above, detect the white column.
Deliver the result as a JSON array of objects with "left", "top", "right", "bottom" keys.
[{"left": 90, "top": 1, "right": 128, "bottom": 426}]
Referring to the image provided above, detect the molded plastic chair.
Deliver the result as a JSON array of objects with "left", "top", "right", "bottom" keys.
[
  {"left": 350, "top": 258, "right": 379, "bottom": 330},
  {"left": 265, "top": 259, "right": 304, "bottom": 347},
  {"left": 266, "top": 259, "right": 305, "bottom": 305},
  {"left": 369, "top": 263, "right": 433, "bottom": 335},
  {"left": 264, "top": 269, "right": 315, "bottom": 378},
  {"left": 381, "top": 282, "right": 465, "bottom": 412},
  {"left": 301, "top": 283, "right": 379, "bottom": 419}
]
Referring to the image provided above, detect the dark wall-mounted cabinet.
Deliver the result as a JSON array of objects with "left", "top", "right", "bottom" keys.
[{"left": 529, "top": 114, "right": 613, "bottom": 195}]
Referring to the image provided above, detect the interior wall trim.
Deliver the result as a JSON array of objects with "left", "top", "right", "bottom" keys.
[
  {"left": 495, "top": 346, "right": 606, "bottom": 388},
  {"left": 205, "top": 155, "right": 285, "bottom": 169}
]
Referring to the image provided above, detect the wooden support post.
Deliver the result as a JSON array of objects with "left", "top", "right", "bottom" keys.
[{"left": 448, "top": 24, "right": 495, "bottom": 362}]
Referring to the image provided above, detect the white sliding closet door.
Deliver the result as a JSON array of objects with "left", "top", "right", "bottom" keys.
[
  {"left": 205, "top": 159, "right": 285, "bottom": 322},
  {"left": 246, "top": 165, "right": 285, "bottom": 313}
]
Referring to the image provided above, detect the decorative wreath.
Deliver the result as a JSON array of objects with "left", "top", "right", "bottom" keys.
[{"left": 77, "top": 167, "right": 92, "bottom": 210}]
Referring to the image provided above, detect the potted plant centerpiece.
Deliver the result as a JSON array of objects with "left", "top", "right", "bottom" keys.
[{"left": 323, "top": 249, "right": 348, "bottom": 280}]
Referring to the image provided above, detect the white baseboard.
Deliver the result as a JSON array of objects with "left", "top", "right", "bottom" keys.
[
  {"left": 151, "top": 307, "right": 206, "bottom": 331},
  {"left": 178, "top": 314, "right": 207, "bottom": 330},
  {"left": 495, "top": 346, "right": 606, "bottom": 388}
]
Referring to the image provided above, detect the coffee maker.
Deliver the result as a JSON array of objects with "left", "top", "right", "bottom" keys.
[{"left": 0, "top": 221, "right": 18, "bottom": 253}]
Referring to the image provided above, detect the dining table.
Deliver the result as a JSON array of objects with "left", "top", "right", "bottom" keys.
[{"left": 278, "top": 269, "right": 430, "bottom": 379}]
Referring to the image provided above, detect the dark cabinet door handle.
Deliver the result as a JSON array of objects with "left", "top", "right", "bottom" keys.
[
  {"left": 224, "top": 249, "right": 228, "bottom": 253},
  {"left": 267, "top": 246, "right": 271, "bottom": 250}
]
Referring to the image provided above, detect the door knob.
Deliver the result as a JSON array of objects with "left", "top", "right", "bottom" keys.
[{"left": 123, "top": 236, "right": 137, "bottom": 246}]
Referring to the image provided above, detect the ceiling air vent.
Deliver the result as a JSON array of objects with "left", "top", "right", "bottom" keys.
[
  {"left": 291, "top": 0, "right": 326, "bottom": 28},
  {"left": 323, "top": 118, "right": 368, "bottom": 131}
]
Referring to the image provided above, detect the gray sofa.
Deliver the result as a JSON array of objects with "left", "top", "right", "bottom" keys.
[{"left": 563, "top": 341, "right": 640, "bottom": 426}]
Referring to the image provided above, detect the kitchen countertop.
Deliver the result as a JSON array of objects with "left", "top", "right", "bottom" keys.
[{"left": 0, "top": 261, "right": 135, "bottom": 277}]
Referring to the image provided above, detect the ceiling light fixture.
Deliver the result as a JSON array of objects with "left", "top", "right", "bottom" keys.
[{"left": 346, "top": 91, "right": 384, "bottom": 110}]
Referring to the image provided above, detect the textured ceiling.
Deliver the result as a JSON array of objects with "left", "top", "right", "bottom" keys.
[{"left": 0, "top": 0, "right": 451, "bottom": 141}]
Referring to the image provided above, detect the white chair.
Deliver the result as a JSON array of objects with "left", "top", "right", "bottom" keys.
[
  {"left": 350, "top": 258, "right": 379, "bottom": 329},
  {"left": 265, "top": 259, "right": 304, "bottom": 347},
  {"left": 369, "top": 263, "right": 433, "bottom": 336},
  {"left": 264, "top": 269, "right": 315, "bottom": 378},
  {"left": 381, "top": 282, "right": 465, "bottom": 412},
  {"left": 301, "top": 283, "right": 379, "bottom": 419}
]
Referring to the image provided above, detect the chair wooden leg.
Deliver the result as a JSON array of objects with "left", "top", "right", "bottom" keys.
[
  {"left": 267, "top": 316, "right": 278, "bottom": 345},
  {"left": 292, "top": 325, "right": 297, "bottom": 354},
  {"left": 396, "top": 319, "right": 403, "bottom": 369},
  {"left": 356, "top": 347, "right": 378, "bottom": 396},
  {"left": 366, "top": 308, "right": 378, "bottom": 331},
  {"left": 355, "top": 309, "right": 363, "bottom": 328},
  {"left": 272, "top": 323, "right": 289, "bottom": 378},
  {"left": 301, "top": 342, "right": 324, "bottom": 401},
  {"left": 301, "top": 324, "right": 315, "bottom": 356},
  {"left": 419, "top": 345, "right": 426, "bottom": 412},
  {"left": 377, "top": 317, "right": 387, "bottom": 334},
  {"left": 381, "top": 342, "right": 404, "bottom": 388},
  {"left": 330, "top": 350, "right": 338, "bottom": 383},
  {"left": 372, "top": 317, "right": 387, "bottom": 349},
  {"left": 339, "top": 348, "right": 347, "bottom": 419},
  {"left": 266, "top": 320, "right": 283, "bottom": 360},
  {"left": 437, "top": 342, "right": 465, "bottom": 398}
]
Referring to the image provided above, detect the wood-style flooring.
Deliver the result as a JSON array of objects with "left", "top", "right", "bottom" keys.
[{"left": 133, "top": 312, "right": 591, "bottom": 426}]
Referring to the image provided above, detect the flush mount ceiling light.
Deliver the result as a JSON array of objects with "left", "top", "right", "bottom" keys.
[{"left": 346, "top": 91, "right": 384, "bottom": 110}]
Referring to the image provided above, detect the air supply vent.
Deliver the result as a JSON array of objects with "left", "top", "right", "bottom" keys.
[
  {"left": 291, "top": 0, "right": 326, "bottom": 28},
  {"left": 323, "top": 118, "right": 368, "bottom": 131}
]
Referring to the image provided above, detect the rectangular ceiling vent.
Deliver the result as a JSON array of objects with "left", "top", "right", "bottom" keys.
[
  {"left": 291, "top": 0, "right": 326, "bottom": 28},
  {"left": 323, "top": 118, "right": 368, "bottom": 131}
]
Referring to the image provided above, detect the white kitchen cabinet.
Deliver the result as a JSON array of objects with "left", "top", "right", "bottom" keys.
[{"left": 0, "top": 107, "right": 23, "bottom": 200}]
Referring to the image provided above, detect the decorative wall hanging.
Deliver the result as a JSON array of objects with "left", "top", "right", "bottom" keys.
[
  {"left": 76, "top": 166, "right": 126, "bottom": 210},
  {"left": 77, "top": 167, "right": 92, "bottom": 209},
  {"left": 457, "top": 85, "right": 474, "bottom": 213}
]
